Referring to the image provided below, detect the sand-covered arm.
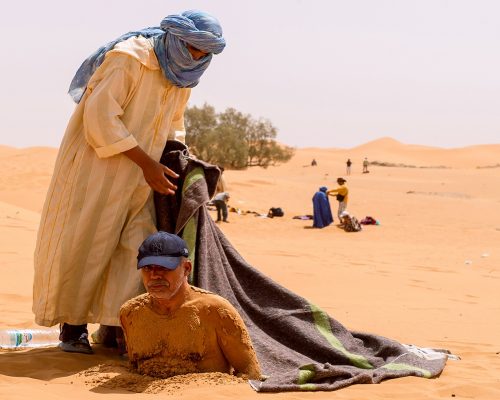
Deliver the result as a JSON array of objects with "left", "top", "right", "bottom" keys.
[
  {"left": 215, "top": 303, "right": 262, "bottom": 380},
  {"left": 119, "top": 299, "right": 137, "bottom": 365}
]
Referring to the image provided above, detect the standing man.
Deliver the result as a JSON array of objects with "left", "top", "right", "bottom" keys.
[
  {"left": 346, "top": 158, "right": 352, "bottom": 175},
  {"left": 33, "top": 10, "right": 226, "bottom": 354},
  {"left": 212, "top": 192, "right": 230, "bottom": 223},
  {"left": 327, "top": 177, "right": 349, "bottom": 222},
  {"left": 363, "top": 157, "right": 369, "bottom": 173}
]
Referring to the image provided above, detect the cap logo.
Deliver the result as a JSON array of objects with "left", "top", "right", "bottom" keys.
[{"left": 151, "top": 240, "right": 163, "bottom": 254}]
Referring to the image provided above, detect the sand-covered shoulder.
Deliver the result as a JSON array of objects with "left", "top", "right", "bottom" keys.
[{"left": 1, "top": 140, "right": 499, "bottom": 399}]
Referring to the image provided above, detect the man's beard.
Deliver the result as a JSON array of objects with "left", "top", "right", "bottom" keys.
[{"left": 148, "top": 278, "right": 184, "bottom": 300}]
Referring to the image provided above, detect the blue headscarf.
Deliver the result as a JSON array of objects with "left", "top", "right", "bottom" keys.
[{"left": 68, "top": 10, "right": 225, "bottom": 103}]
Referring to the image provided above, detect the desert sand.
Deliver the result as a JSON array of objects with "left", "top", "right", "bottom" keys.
[{"left": 1, "top": 137, "right": 499, "bottom": 399}]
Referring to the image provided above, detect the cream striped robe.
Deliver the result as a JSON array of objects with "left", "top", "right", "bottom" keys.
[{"left": 33, "top": 37, "right": 191, "bottom": 327}]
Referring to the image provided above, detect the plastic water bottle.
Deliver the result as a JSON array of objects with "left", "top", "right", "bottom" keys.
[{"left": 0, "top": 328, "right": 60, "bottom": 349}]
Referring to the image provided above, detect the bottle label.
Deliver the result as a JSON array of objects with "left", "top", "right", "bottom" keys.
[{"left": 12, "top": 331, "right": 33, "bottom": 346}]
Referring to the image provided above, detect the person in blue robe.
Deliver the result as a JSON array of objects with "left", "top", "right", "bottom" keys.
[{"left": 312, "top": 186, "right": 334, "bottom": 228}]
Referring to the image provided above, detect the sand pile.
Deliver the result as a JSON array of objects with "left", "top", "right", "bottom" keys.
[{"left": 78, "top": 361, "right": 246, "bottom": 394}]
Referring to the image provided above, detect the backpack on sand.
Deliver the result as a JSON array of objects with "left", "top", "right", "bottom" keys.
[
  {"left": 268, "top": 207, "right": 284, "bottom": 218},
  {"left": 343, "top": 215, "right": 362, "bottom": 232}
]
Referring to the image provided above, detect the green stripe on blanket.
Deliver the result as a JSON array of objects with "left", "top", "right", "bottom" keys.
[
  {"left": 181, "top": 167, "right": 204, "bottom": 283},
  {"left": 381, "top": 362, "right": 432, "bottom": 378},
  {"left": 297, "top": 366, "right": 317, "bottom": 390},
  {"left": 183, "top": 166, "right": 205, "bottom": 190},
  {"left": 309, "top": 303, "right": 373, "bottom": 369}
]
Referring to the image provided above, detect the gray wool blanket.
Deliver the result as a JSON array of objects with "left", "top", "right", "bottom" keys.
[{"left": 154, "top": 142, "right": 448, "bottom": 392}]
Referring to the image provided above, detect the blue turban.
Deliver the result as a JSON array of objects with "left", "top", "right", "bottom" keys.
[
  {"left": 68, "top": 10, "right": 225, "bottom": 103},
  {"left": 319, "top": 186, "right": 328, "bottom": 193}
]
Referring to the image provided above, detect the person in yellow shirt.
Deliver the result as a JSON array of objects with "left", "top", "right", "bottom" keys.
[
  {"left": 33, "top": 10, "right": 226, "bottom": 354},
  {"left": 327, "top": 177, "right": 349, "bottom": 223}
]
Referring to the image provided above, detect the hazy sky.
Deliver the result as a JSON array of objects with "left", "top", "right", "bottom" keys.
[{"left": 1, "top": 0, "right": 499, "bottom": 149}]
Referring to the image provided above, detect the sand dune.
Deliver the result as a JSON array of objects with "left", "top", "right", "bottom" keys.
[
  {"left": 299, "top": 137, "right": 500, "bottom": 169},
  {"left": 0, "top": 146, "right": 57, "bottom": 213},
  {"left": 1, "top": 139, "right": 499, "bottom": 399}
]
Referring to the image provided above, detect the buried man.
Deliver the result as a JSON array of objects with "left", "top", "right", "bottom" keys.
[{"left": 120, "top": 232, "right": 262, "bottom": 379}]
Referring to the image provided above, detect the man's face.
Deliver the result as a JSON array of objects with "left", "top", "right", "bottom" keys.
[
  {"left": 141, "top": 260, "right": 191, "bottom": 300},
  {"left": 186, "top": 43, "right": 209, "bottom": 60}
]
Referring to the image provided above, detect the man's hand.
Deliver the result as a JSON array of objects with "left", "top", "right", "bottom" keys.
[
  {"left": 123, "top": 146, "right": 179, "bottom": 195},
  {"left": 142, "top": 159, "right": 178, "bottom": 195}
]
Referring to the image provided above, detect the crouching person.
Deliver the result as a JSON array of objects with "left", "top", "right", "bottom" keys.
[
  {"left": 340, "top": 211, "right": 362, "bottom": 232},
  {"left": 120, "top": 231, "right": 262, "bottom": 379}
]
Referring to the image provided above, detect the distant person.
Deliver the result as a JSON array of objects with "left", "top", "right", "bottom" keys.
[
  {"left": 213, "top": 192, "right": 230, "bottom": 223},
  {"left": 363, "top": 157, "right": 369, "bottom": 173},
  {"left": 340, "top": 211, "right": 362, "bottom": 232},
  {"left": 32, "top": 10, "right": 226, "bottom": 354},
  {"left": 120, "top": 232, "right": 261, "bottom": 379},
  {"left": 311, "top": 158, "right": 317, "bottom": 166},
  {"left": 346, "top": 158, "right": 352, "bottom": 175},
  {"left": 312, "top": 187, "right": 334, "bottom": 228},
  {"left": 327, "top": 178, "right": 349, "bottom": 222}
]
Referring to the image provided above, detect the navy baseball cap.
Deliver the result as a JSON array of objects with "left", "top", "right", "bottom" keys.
[{"left": 137, "top": 231, "right": 189, "bottom": 270}]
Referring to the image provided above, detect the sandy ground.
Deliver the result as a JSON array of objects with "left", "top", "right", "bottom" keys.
[{"left": 1, "top": 137, "right": 499, "bottom": 399}]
